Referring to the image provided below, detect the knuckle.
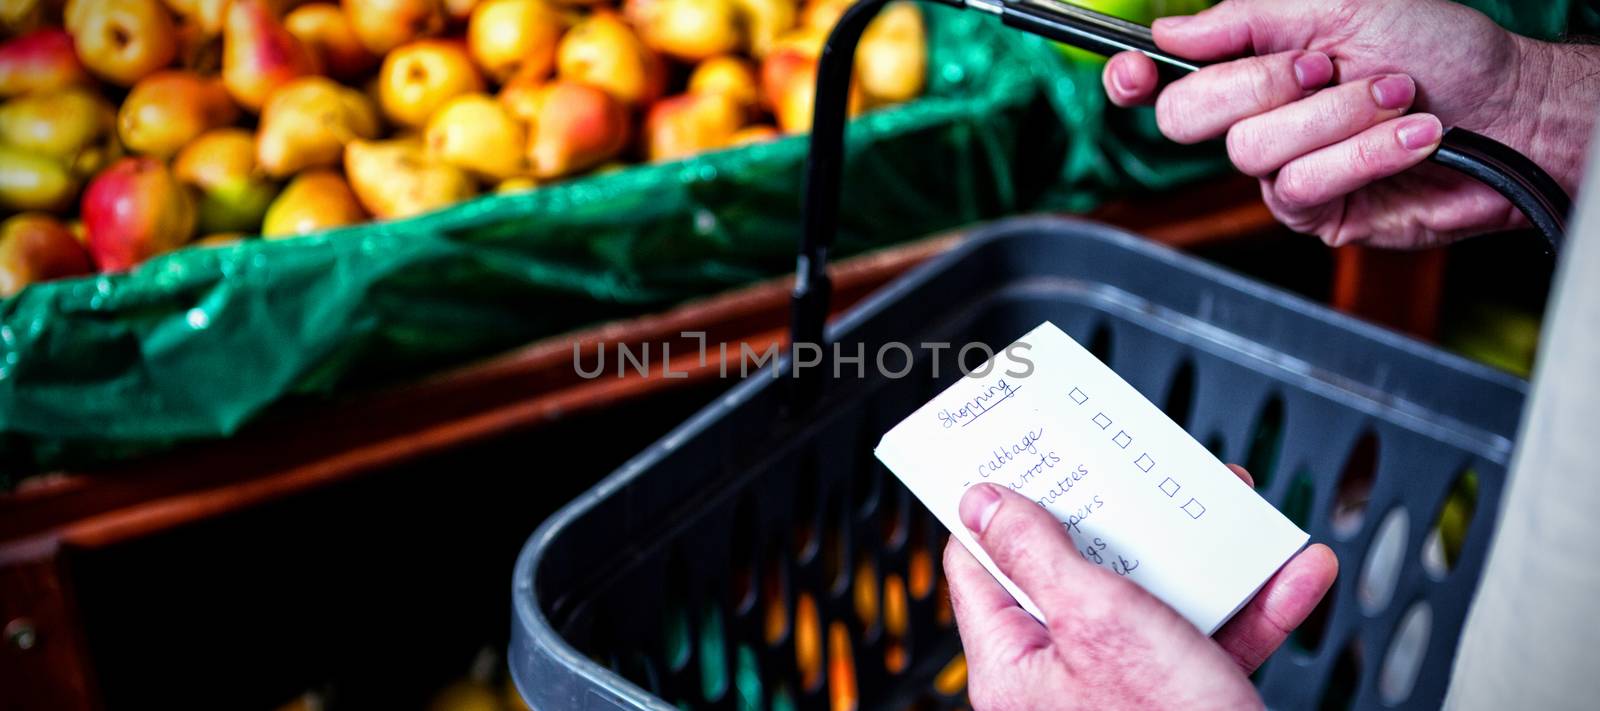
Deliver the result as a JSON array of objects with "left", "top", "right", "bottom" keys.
[{"left": 1273, "top": 171, "right": 1323, "bottom": 209}]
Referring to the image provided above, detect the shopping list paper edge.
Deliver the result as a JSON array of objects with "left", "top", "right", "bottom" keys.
[{"left": 874, "top": 321, "right": 1309, "bottom": 635}]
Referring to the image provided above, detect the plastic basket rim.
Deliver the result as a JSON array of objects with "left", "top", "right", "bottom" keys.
[{"left": 509, "top": 214, "right": 1528, "bottom": 706}]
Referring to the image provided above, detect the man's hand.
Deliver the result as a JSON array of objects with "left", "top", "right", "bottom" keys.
[
  {"left": 1100, "top": 0, "right": 1596, "bottom": 249},
  {"left": 946, "top": 465, "right": 1337, "bottom": 710}
]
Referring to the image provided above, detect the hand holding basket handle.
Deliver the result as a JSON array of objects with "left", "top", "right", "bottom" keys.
[{"left": 792, "top": 0, "right": 1580, "bottom": 394}]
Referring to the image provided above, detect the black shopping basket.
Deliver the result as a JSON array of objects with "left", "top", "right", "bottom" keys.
[{"left": 512, "top": 2, "right": 1569, "bottom": 710}]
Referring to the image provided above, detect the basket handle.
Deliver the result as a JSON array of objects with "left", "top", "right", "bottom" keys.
[{"left": 789, "top": 0, "right": 1572, "bottom": 408}]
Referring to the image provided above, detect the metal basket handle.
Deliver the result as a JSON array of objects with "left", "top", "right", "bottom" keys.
[{"left": 789, "top": 0, "right": 1573, "bottom": 408}]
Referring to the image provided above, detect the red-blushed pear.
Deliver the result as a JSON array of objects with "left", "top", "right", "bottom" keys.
[
  {"left": 342, "top": 0, "right": 445, "bottom": 55},
  {"left": 378, "top": 38, "right": 483, "bottom": 128},
  {"left": 222, "top": 0, "right": 320, "bottom": 111},
  {"left": 527, "top": 80, "right": 628, "bottom": 178},
  {"left": 69, "top": 0, "right": 179, "bottom": 86},
  {"left": 0, "top": 29, "right": 90, "bottom": 97},
  {"left": 81, "top": 157, "right": 198, "bottom": 271},
  {"left": 760, "top": 45, "right": 860, "bottom": 134},
  {"left": 262, "top": 169, "right": 369, "bottom": 237},
  {"left": 643, "top": 92, "right": 742, "bottom": 161},
  {"left": 117, "top": 70, "right": 240, "bottom": 157},
  {"left": 256, "top": 76, "right": 382, "bottom": 177},
  {"left": 0, "top": 213, "right": 94, "bottom": 297},
  {"left": 286, "top": 2, "right": 379, "bottom": 80},
  {"left": 555, "top": 11, "right": 663, "bottom": 106}
]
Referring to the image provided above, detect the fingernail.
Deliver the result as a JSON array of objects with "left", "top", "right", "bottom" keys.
[
  {"left": 1370, "top": 74, "right": 1415, "bottom": 110},
  {"left": 1111, "top": 60, "right": 1136, "bottom": 96},
  {"left": 959, "top": 484, "right": 1002, "bottom": 535},
  {"left": 1154, "top": 15, "right": 1192, "bottom": 31},
  {"left": 1397, "top": 115, "right": 1442, "bottom": 151},
  {"left": 1294, "top": 52, "right": 1333, "bottom": 90}
]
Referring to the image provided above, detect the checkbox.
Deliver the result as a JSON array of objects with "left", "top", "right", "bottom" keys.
[
  {"left": 1069, "top": 387, "right": 1088, "bottom": 405},
  {"left": 1159, "top": 478, "right": 1180, "bottom": 497},
  {"left": 1113, "top": 430, "right": 1131, "bottom": 449},
  {"left": 1182, "top": 498, "right": 1206, "bottom": 519},
  {"left": 1134, "top": 453, "right": 1155, "bottom": 472},
  {"left": 1092, "top": 413, "right": 1112, "bottom": 429}
]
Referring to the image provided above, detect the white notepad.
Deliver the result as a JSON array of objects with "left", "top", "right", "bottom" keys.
[{"left": 875, "top": 322, "right": 1308, "bottom": 634}]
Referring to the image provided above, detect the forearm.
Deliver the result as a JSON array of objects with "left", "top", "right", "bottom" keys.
[{"left": 1508, "top": 36, "right": 1600, "bottom": 197}]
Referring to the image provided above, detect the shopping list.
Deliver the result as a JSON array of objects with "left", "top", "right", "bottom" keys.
[{"left": 874, "top": 322, "right": 1307, "bottom": 634}]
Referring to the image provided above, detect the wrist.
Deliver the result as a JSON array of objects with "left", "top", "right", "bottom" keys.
[{"left": 1500, "top": 35, "right": 1599, "bottom": 197}]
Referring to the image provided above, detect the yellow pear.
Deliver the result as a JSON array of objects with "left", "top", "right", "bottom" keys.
[
  {"left": 262, "top": 169, "right": 369, "bottom": 237},
  {"left": 344, "top": 137, "right": 477, "bottom": 219},
  {"left": 425, "top": 93, "right": 527, "bottom": 182},
  {"left": 638, "top": 0, "right": 741, "bottom": 62},
  {"left": 856, "top": 2, "right": 925, "bottom": 104},
  {"left": 379, "top": 39, "right": 485, "bottom": 128},
  {"left": 0, "top": 145, "right": 77, "bottom": 212},
  {"left": 467, "top": 0, "right": 563, "bottom": 82},
  {"left": 687, "top": 56, "right": 757, "bottom": 114},
  {"left": 342, "top": 0, "right": 446, "bottom": 55},
  {"left": 174, "top": 128, "right": 280, "bottom": 234},
  {"left": 0, "top": 87, "right": 116, "bottom": 165},
  {"left": 732, "top": 0, "right": 795, "bottom": 57},
  {"left": 643, "top": 92, "right": 742, "bottom": 161},
  {"left": 555, "top": 11, "right": 663, "bottom": 106},
  {"left": 257, "top": 76, "right": 383, "bottom": 177}
]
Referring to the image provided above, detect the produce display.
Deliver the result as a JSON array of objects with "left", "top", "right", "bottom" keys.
[{"left": 0, "top": 0, "right": 929, "bottom": 296}]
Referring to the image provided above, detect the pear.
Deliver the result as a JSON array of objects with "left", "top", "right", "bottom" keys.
[
  {"left": 443, "top": 0, "right": 481, "bottom": 20},
  {"left": 761, "top": 45, "right": 863, "bottom": 134},
  {"left": 342, "top": 0, "right": 446, "bottom": 55},
  {"left": 527, "top": 80, "right": 628, "bottom": 178},
  {"left": 0, "top": 145, "right": 77, "bottom": 212},
  {"left": 262, "top": 169, "right": 368, "bottom": 237},
  {"left": 174, "top": 128, "right": 279, "bottom": 234},
  {"left": 731, "top": 0, "right": 795, "bottom": 58},
  {"left": 856, "top": 2, "right": 925, "bottom": 104},
  {"left": 69, "top": 0, "right": 179, "bottom": 86},
  {"left": 687, "top": 56, "right": 758, "bottom": 114},
  {"left": 644, "top": 92, "right": 742, "bottom": 161},
  {"left": 799, "top": 0, "right": 853, "bottom": 30},
  {"left": 118, "top": 70, "right": 240, "bottom": 158},
  {"left": 425, "top": 93, "right": 527, "bottom": 182},
  {"left": 468, "top": 0, "right": 563, "bottom": 83},
  {"left": 164, "top": 0, "right": 231, "bottom": 35},
  {"left": 0, "top": 87, "right": 116, "bottom": 163},
  {"left": 81, "top": 157, "right": 197, "bottom": 271},
  {"left": 286, "top": 3, "right": 380, "bottom": 80},
  {"left": 0, "top": 29, "right": 90, "bottom": 97},
  {"left": 638, "top": 0, "right": 741, "bottom": 62},
  {"left": 729, "top": 124, "right": 779, "bottom": 146},
  {"left": 344, "top": 138, "right": 477, "bottom": 219},
  {"left": 497, "top": 67, "right": 546, "bottom": 124},
  {"left": 222, "top": 0, "right": 320, "bottom": 111},
  {"left": 556, "top": 11, "right": 664, "bottom": 106},
  {"left": 257, "top": 76, "right": 382, "bottom": 177},
  {"left": 0, "top": 213, "right": 94, "bottom": 296},
  {"left": 378, "top": 39, "right": 485, "bottom": 128},
  {"left": 495, "top": 176, "right": 537, "bottom": 193}
]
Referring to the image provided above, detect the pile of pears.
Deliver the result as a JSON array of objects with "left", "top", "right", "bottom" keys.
[{"left": 0, "top": 0, "right": 928, "bottom": 296}]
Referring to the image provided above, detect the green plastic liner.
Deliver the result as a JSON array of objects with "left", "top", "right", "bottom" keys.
[{"left": 0, "top": 0, "right": 1581, "bottom": 481}]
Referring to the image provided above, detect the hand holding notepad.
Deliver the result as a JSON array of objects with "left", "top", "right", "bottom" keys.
[{"left": 874, "top": 322, "right": 1337, "bottom": 701}]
